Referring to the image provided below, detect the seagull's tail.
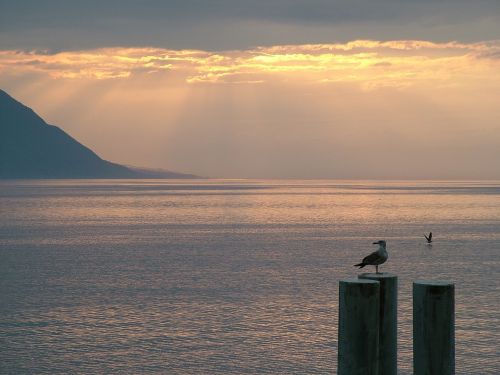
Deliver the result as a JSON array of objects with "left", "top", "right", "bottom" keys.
[{"left": 354, "top": 263, "right": 366, "bottom": 268}]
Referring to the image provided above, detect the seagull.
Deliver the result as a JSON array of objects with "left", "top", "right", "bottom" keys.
[
  {"left": 424, "top": 232, "right": 433, "bottom": 244},
  {"left": 354, "top": 240, "right": 388, "bottom": 274}
]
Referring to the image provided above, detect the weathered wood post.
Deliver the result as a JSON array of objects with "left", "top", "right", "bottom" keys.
[
  {"left": 359, "top": 273, "right": 398, "bottom": 375},
  {"left": 413, "top": 281, "right": 455, "bottom": 375},
  {"left": 338, "top": 279, "right": 380, "bottom": 375}
]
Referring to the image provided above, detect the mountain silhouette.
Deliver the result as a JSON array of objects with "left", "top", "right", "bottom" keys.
[{"left": 0, "top": 89, "right": 196, "bottom": 179}]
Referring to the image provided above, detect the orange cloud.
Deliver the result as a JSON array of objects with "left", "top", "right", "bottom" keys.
[{"left": 1, "top": 40, "right": 499, "bottom": 87}]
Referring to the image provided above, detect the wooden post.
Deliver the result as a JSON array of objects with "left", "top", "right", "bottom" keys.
[
  {"left": 413, "top": 281, "right": 455, "bottom": 375},
  {"left": 359, "top": 273, "right": 398, "bottom": 375},
  {"left": 338, "top": 279, "right": 380, "bottom": 375}
]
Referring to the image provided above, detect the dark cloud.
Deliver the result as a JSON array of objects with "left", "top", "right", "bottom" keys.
[
  {"left": 0, "top": 0, "right": 499, "bottom": 51},
  {"left": 477, "top": 49, "right": 500, "bottom": 59}
]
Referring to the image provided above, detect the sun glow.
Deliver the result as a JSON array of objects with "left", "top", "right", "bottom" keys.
[
  {"left": 1, "top": 40, "right": 499, "bottom": 86},
  {"left": 1, "top": 39, "right": 499, "bottom": 179}
]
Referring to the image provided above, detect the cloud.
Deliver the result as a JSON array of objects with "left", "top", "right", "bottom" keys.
[
  {"left": 1, "top": 39, "right": 499, "bottom": 179},
  {"left": 1, "top": 1, "right": 499, "bottom": 50},
  {"left": 1, "top": 40, "right": 499, "bottom": 87}
]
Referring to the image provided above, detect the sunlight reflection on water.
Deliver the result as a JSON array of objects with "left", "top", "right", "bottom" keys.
[{"left": 1, "top": 180, "right": 499, "bottom": 374}]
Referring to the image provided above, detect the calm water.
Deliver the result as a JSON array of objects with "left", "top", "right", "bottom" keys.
[{"left": 1, "top": 180, "right": 499, "bottom": 374}]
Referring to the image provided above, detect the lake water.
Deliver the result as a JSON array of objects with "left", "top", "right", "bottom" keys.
[{"left": 1, "top": 180, "right": 499, "bottom": 374}]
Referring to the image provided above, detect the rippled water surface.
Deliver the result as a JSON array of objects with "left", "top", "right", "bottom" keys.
[{"left": 1, "top": 180, "right": 499, "bottom": 374}]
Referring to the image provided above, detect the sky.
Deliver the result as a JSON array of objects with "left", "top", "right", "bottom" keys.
[{"left": 1, "top": 1, "right": 499, "bottom": 179}]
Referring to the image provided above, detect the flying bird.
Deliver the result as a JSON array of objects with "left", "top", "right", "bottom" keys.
[
  {"left": 354, "top": 240, "right": 388, "bottom": 274},
  {"left": 424, "top": 232, "right": 433, "bottom": 244}
]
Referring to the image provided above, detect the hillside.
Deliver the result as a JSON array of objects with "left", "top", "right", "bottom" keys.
[{"left": 0, "top": 90, "right": 196, "bottom": 179}]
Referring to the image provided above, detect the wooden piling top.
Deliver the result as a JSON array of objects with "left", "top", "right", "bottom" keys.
[
  {"left": 359, "top": 272, "right": 397, "bottom": 279},
  {"left": 414, "top": 280, "right": 454, "bottom": 286},
  {"left": 340, "top": 278, "right": 380, "bottom": 284}
]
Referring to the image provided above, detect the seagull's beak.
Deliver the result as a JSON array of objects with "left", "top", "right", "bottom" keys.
[{"left": 372, "top": 241, "right": 380, "bottom": 245}]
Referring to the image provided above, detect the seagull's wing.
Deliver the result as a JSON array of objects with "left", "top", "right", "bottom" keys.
[
  {"left": 424, "top": 233, "right": 430, "bottom": 241},
  {"left": 362, "top": 251, "right": 382, "bottom": 265}
]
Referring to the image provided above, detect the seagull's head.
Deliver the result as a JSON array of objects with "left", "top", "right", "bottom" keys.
[{"left": 373, "top": 240, "right": 386, "bottom": 248}]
